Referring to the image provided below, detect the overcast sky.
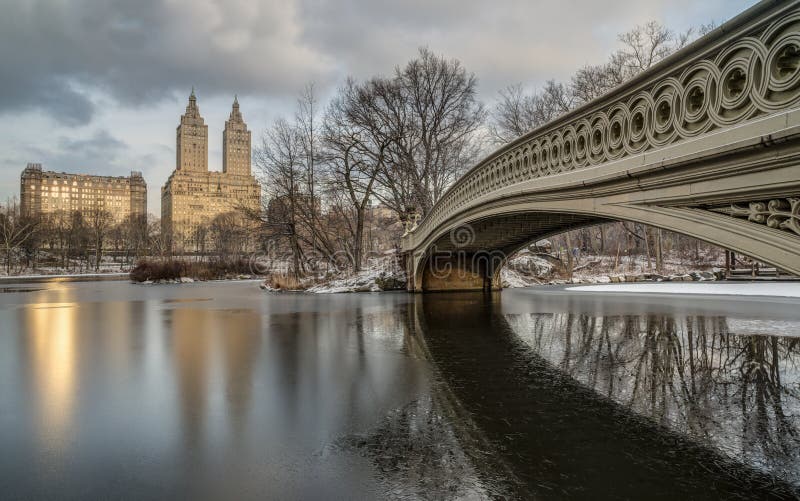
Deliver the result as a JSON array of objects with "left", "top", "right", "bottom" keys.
[{"left": 0, "top": 0, "right": 757, "bottom": 214}]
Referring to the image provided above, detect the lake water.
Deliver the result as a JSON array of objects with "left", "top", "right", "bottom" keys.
[{"left": 1, "top": 280, "right": 799, "bottom": 499}]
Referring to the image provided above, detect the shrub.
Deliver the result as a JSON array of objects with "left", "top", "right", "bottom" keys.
[
  {"left": 130, "top": 259, "right": 184, "bottom": 282},
  {"left": 130, "top": 258, "right": 257, "bottom": 282}
]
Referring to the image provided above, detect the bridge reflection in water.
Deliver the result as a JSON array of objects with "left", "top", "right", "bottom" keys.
[{"left": 407, "top": 292, "right": 800, "bottom": 499}]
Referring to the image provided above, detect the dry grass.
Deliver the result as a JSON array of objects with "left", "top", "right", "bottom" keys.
[
  {"left": 130, "top": 258, "right": 254, "bottom": 282},
  {"left": 264, "top": 273, "right": 304, "bottom": 290}
]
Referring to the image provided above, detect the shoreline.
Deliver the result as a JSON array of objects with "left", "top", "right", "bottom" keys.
[
  {"left": 566, "top": 281, "right": 800, "bottom": 298},
  {"left": 3, "top": 273, "right": 799, "bottom": 301},
  {"left": 0, "top": 272, "right": 130, "bottom": 284},
  {"left": 0, "top": 273, "right": 263, "bottom": 285}
]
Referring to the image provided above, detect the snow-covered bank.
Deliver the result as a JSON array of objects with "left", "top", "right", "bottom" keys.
[
  {"left": 567, "top": 282, "right": 800, "bottom": 298},
  {"left": 497, "top": 246, "right": 728, "bottom": 289},
  {"left": 500, "top": 265, "right": 720, "bottom": 289},
  {"left": 261, "top": 267, "right": 406, "bottom": 293}
]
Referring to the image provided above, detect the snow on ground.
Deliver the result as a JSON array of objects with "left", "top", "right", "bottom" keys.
[
  {"left": 264, "top": 265, "right": 407, "bottom": 294},
  {"left": 306, "top": 273, "right": 382, "bottom": 293},
  {"left": 306, "top": 268, "right": 406, "bottom": 293},
  {"left": 500, "top": 268, "right": 538, "bottom": 288},
  {"left": 567, "top": 282, "right": 800, "bottom": 298},
  {"left": 499, "top": 248, "right": 727, "bottom": 288},
  {"left": 727, "top": 318, "right": 800, "bottom": 336}
]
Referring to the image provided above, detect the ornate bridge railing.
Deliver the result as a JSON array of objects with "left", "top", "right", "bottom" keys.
[{"left": 403, "top": 0, "right": 800, "bottom": 250}]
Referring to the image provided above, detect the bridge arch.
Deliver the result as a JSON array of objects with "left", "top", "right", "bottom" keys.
[{"left": 407, "top": 200, "right": 799, "bottom": 291}]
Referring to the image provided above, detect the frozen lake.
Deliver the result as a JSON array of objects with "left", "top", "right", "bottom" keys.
[{"left": 1, "top": 280, "right": 798, "bottom": 499}]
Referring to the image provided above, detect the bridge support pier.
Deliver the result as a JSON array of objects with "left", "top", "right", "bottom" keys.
[{"left": 407, "top": 251, "right": 504, "bottom": 292}]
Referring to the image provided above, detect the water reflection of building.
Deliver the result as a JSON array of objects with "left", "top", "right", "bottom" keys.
[
  {"left": 24, "top": 302, "right": 78, "bottom": 454},
  {"left": 18, "top": 294, "right": 146, "bottom": 457},
  {"left": 167, "top": 307, "right": 262, "bottom": 448}
]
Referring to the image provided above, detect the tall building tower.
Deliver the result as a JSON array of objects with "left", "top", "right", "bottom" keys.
[
  {"left": 222, "top": 96, "right": 251, "bottom": 176},
  {"left": 176, "top": 88, "right": 208, "bottom": 172},
  {"left": 161, "top": 90, "right": 261, "bottom": 252}
]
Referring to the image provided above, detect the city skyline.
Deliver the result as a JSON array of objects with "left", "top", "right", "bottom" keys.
[{"left": 0, "top": 0, "right": 757, "bottom": 214}]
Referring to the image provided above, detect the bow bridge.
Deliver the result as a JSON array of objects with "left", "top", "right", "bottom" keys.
[{"left": 401, "top": 0, "right": 800, "bottom": 291}]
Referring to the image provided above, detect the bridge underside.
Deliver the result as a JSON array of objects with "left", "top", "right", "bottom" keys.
[{"left": 412, "top": 213, "right": 607, "bottom": 292}]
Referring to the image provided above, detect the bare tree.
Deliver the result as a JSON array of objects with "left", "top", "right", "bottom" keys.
[
  {"left": 209, "top": 212, "right": 247, "bottom": 261},
  {"left": 48, "top": 210, "right": 73, "bottom": 268},
  {"left": 698, "top": 21, "right": 718, "bottom": 37},
  {"left": 191, "top": 224, "right": 209, "bottom": 258},
  {"left": 0, "top": 198, "right": 38, "bottom": 274},
  {"left": 66, "top": 211, "right": 89, "bottom": 271},
  {"left": 494, "top": 21, "right": 704, "bottom": 142},
  {"left": 296, "top": 83, "right": 322, "bottom": 257},
  {"left": 618, "top": 21, "right": 684, "bottom": 74},
  {"left": 571, "top": 62, "right": 624, "bottom": 105},
  {"left": 352, "top": 76, "right": 416, "bottom": 216},
  {"left": 489, "top": 84, "right": 537, "bottom": 143},
  {"left": 147, "top": 216, "right": 169, "bottom": 259},
  {"left": 398, "top": 48, "right": 486, "bottom": 211},
  {"left": 254, "top": 117, "right": 307, "bottom": 277},
  {"left": 490, "top": 80, "right": 574, "bottom": 143},
  {"left": 124, "top": 214, "right": 149, "bottom": 264},
  {"left": 323, "top": 79, "right": 392, "bottom": 271},
  {"left": 358, "top": 48, "right": 486, "bottom": 215},
  {"left": 87, "top": 208, "right": 113, "bottom": 271}
]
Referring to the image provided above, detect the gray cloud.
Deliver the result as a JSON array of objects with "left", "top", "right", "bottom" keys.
[
  {"left": 56, "top": 130, "right": 127, "bottom": 159},
  {"left": 295, "top": 0, "right": 680, "bottom": 92},
  {"left": 26, "top": 129, "right": 130, "bottom": 177},
  {"left": 0, "top": 0, "right": 334, "bottom": 122},
  {"left": 0, "top": 0, "right": 756, "bottom": 126},
  {"left": 0, "top": 69, "right": 95, "bottom": 126},
  {"left": 0, "top": 0, "right": 758, "bottom": 212}
]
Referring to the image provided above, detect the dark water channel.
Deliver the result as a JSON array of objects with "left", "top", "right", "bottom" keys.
[{"left": 0, "top": 280, "right": 798, "bottom": 499}]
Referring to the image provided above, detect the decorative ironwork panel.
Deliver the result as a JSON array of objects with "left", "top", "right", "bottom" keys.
[{"left": 712, "top": 198, "right": 800, "bottom": 236}]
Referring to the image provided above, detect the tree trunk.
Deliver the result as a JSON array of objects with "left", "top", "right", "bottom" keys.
[
  {"left": 599, "top": 225, "right": 605, "bottom": 254},
  {"left": 289, "top": 225, "right": 304, "bottom": 279},
  {"left": 353, "top": 208, "right": 365, "bottom": 272},
  {"left": 656, "top": 228, "right": 663, "bottom": 273},
  {"left": 95, "top": 238, "right": 101, "bottom": 272},
  {"left": 565, "top": 233, "right": 574, "bottom": 279}
]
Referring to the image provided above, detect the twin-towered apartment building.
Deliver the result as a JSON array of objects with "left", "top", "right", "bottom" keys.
[
  {"left": 160, "top": 89, "right": 261, "bottom": 250},
  {"left": 20, "top": 90, "right": 261, "bottom": 251}
]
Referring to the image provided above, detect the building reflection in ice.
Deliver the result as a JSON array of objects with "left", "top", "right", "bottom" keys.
[{"left": 25, "top": 302, "right": 77, "bottom": 455}]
